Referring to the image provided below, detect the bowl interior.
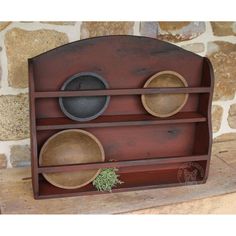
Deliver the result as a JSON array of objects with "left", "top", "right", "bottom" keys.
[
  {"left": 39, "top": 129, "right": 105, "bottom": 189},
  {"left": 59, "top": 73, "right": 110, "bottom": 121},
  {"left": 142, "top": 71, "right": 188, "bottom": 117}
]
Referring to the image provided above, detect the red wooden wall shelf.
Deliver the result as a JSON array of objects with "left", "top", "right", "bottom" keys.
[{"left": 29, "top": 35, "right": 214, "bottom": 199}]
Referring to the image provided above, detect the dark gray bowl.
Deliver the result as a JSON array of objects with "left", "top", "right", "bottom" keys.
[{"left": 59, "top": 72, "right": 110, "bottom": 122}]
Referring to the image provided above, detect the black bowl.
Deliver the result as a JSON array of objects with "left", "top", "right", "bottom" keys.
[{"left": 59, "top": 72, "right": 110, "bottom": 121}]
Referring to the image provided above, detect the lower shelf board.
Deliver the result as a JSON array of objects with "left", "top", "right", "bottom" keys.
[
  {"left": 37, "top": 180, "right": 207, "bottom": 199},
  {"left": 37, "top": 155, "right": 209, "bottom": 174},
  {"left": 36, "top": 162, "right": 208, "bottom": 199}
]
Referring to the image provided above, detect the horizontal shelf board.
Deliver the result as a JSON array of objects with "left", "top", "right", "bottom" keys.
[
  {"left": 37, "top": 180, "right": 206, "bottom": 199},
  {"left": 37, "top": 155, "right": 209, "bottom": 173},
  {"left": 118, "top": 163, "right": 182, "bottom": 173},
  {"left": 34, "top": 87, "right": 211, "bottom": 98},
  {"left": 36, "top": 112, "right": 207, "bottom": 130}
]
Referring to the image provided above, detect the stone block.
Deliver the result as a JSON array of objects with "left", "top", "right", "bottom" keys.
[
  {"left": 0, "top": 154, "right": 7, "bottom": 169},
  {"left": 5, "top": 28, "right": 68, "bottom": 88},
  {"left": 211, "top": 22, "right": 236, "bottom": 36},
  {"left": 140, "top": 22, "right": 206, "bottom": 42},
  {"left": 10, "top": 145, "right": 31, "bottom": 167},
  {"left": 228, "top": 104, "right": 236, "bottom": 128},
  {"left": 212, "top": 105, "right": 223, "bottom": 132},
  {"left": 207, "top": 41, "right": 236, "bottom": 101},
  {"left": 0, "top": 94, "right": 29, "bottom": 140},
  {"left": 81, "top": 22, "right": 134, "bottom": 39}
]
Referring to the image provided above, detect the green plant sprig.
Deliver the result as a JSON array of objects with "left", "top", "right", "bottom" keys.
[{"left": 93, "top": 168, "right": 123, "bottom": 192}]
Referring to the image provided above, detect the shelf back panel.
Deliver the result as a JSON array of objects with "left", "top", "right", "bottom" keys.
[
  {"left": 36, "top": 123, "right": 197, "bottom": 162},
  {"left": 35, "top": 94, "right": 199, "bottom": 118}
]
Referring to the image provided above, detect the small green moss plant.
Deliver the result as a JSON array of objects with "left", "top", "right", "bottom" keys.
[{"left": 93, "top": 168, "right": 123, "bottom": 192}]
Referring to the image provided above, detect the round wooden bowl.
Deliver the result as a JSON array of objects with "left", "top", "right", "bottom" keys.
[
  {"left": 39, "top": 129, "right": 105, "bottom": 189},
  {"left": 59, "top": 72, "right": 110, "bottom": 122},
  {"left": 141, "top": 71, "right": 188, "bottom": 117}
]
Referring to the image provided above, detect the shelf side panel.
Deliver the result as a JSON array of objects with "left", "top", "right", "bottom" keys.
[
  {"left": 193, "top": 57, "right": 214, "bottom": 180},
  {"left": 28, "top": 59, "right": 39, "bottom": 196}
]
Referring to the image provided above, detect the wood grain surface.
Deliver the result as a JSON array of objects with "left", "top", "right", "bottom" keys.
[{"left": 1, "top": 155, "right": 236, "bottom": 214}]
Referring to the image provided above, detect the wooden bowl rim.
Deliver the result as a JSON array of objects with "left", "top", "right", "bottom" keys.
[
  {"left": 141, "top": 70, "right": 189, "bottom": 118},
  {"left": 39, "top": 129, "right": 105, "bottom": 189},
  {"left": 59, "top": 72, "right": 110, "bottom": 122}
]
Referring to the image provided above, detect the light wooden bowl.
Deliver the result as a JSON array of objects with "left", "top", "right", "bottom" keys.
[
  {"left": 141, "top": 71, "right": 188, "bottom": 117},
  {"left": 39, "top": 129, "right": 105, "bottom": 189}
]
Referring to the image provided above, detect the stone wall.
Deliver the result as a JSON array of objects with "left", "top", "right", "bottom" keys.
[{"left": 0, "top": 21, "right": 235, "bottom": 169}]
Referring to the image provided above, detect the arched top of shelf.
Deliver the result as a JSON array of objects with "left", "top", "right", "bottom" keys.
[
  {"left": 29, "top": 35, "right": 202, "bottom": 61},
  {"left": 29, "top": 35, "right": 208, "bottom": 92}
]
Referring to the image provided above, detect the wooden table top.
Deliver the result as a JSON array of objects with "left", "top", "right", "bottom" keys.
[{"left": 1, "top": 154, "right": 236, "bottom": 214}]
